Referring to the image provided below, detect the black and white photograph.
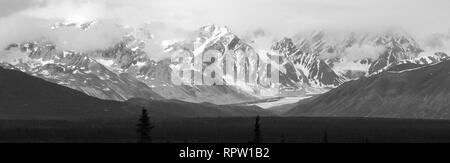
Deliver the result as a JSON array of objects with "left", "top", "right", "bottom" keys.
[{"left": 0, "top": 0, "right": 450, "bottom": 160}]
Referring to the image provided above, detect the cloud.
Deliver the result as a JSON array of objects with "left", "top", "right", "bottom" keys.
[
  {"left": 20, "top": 0, "right": 109, "bottom": 21},
  {"left": 423, "top": 34, "right": 447, "bottom": 49},
  {"left": 240, "top": 28, "right": 277, "bottom": 53},
  {"left": 0, "top": 0, "right": 201, "bottom": 60},
  {"left": 50, "top": 21, "right": 127, "bottom": 51},
  {"left": 252, "top": 29, "right": 267, "bottom": 38},
  {"left": 7, "top": 0, "right": 450, "bottom": 36},
  {"left": 252, "top": 37, "right": 278, "bottom": 54},
  {"left": 1, "top": 0, "right": 450, "bottom": 61},
  {"left": 319, "top": 51, "right": 340, "bottom": 60},
  {"left": 138, "top": 22, "right": 195, "bottom": 60},
  {"left": 344, "top": 45, "right": 386, "bottom": 61},
  {"left": 0, "top": 14, "right": 127, "bottom": 52},
  {"left": 318, "top": 44, "right": 386, "bottom": 61},
  {"left": 0, "top": 49, "right": 29, "bottom": 64},
  {"left": 0, "top": 15, "right": 52, "bottom": 52},
  {"left": 0, "top": 0, "right": 126, "bottom": 53},
  {"left": 0, "top": 0, "right": 36, "bottom": 16},
  {"left": 420, "top": 33, "right": 450, "bottom": 56},
  {"left": 333, "top": 60, "right": 371, "bottom": 73}
]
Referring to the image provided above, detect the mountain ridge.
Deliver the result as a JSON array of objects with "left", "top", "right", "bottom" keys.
[
  {"left": 1, "top": 23, "right": 448, "bottom": 107},
  {"left": 0, "top": 66, "right": 273, "bottom": 119},
  {"left": 285, "top": 59, "right": 450, "bottom": 119}
]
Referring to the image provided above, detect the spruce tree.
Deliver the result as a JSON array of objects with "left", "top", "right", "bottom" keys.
[
  {"left": 253, "top": 116, "right": 261, "bottom": 143},
  {"left": 281, "top": 134, "right": 286, "bottom": 143},
  {"left": 323, "top": 131, "right": 329, "bottom": 143},
  {"left": 137, "top": 108, "right": 154, "bottom": 143}
]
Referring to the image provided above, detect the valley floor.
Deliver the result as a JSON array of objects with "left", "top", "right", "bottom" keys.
[
  {"left": 1, "top": 117, "right": 450, "bottom": 143},
  {"left": 250, "top": 96, "right": 312, "bottom": 109}
]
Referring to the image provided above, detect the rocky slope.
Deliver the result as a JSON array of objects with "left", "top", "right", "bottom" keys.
[
  {"left": 285, "top": 59, "right": 450, "bottom": 119},
  {"left": 324, "top": 32, "right": 424, "bottom": 78},
  {"left": 3, "top": 42, "right": 163, "bottom": 101},
  {"left": 272, "top": 37, "right": 345, "bottom": 88},
  {"left": 0, "top": 67, "right": 273, "bottom": 119}
]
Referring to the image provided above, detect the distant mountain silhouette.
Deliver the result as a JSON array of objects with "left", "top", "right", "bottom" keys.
[
  {"left": 0, "top": 67, "right": 273, "bottom": 119},
  {"left": 0, "top": 66, "right": 127, "bottom": 119}
]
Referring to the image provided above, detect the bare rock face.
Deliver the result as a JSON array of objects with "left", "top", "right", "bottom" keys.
[
  {"left": 367, "top": 34, "right": 423, "bottom": 74},
  {"left": 272, "top": 38, "right": 345, "bottom": 89}
]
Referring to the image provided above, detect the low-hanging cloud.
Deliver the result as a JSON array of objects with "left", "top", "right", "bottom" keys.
[
  {"left": 420, "top": 33, "right": 450, "bottom": 57},
  {"left": 50, "top": 20, "right": 127, "bottom": 51},
  {"left": 344, "top": 45, "right": 386, "bottom": 61},
  {"left": 0, "top": 15, "right": 127, "bottom": 52},
  {"left": 241, "top": 28, "right": 279, "bottom": 54},
  {"left": 0, "top": 0, "right": 200, "bottom": 60},
  {"left": 0, "top": 15, "right": 51, "bottom": 52},
  {"left": 139, "top": 22, "right": 195, "bottom": 60},
  {"left": 318, "top": 44, "right": 386, "bottom": 61},
  {"left": 0, "top": 49, "right": 30, "bottom": 64}
]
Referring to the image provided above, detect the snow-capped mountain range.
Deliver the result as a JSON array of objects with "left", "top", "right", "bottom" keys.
[
  {"left": 4, "top": 42, "right": 163, "bottom": 101},
  {"left": 1, "top": 21, "right": 449, "bottom": 105}
]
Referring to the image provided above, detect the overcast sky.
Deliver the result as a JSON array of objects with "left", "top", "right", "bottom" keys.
[
  {"left": 1, "top": 0, "right": 449, "bottom": 36},
  {"left": 0, "top": 0, "right": 450, "bottom": 57}
]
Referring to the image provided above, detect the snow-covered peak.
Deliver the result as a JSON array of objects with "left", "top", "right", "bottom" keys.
[
  {"left": 371, "top": 32, "right": 419, "bottom": 47},
  {"left": 198, "top": 24, "right": 231, "bottom": 38},
  {"left": 292, "top": 31, "right": 337, "bottom": 55},
  {"left": 400, "top": 52, "right": 449, "bottom": 65},
  {"left": 272, "top": 38, "right": 298, "bottom": 56}
]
